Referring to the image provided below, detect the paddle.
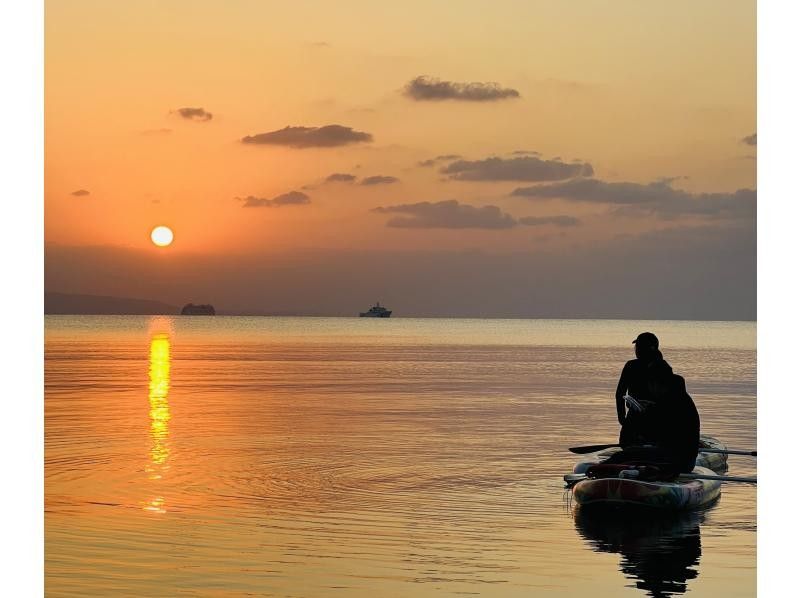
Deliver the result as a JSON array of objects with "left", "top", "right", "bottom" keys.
[
  {"left": 681, "top": 472, "right": 756, "bottom": 483},
  {"left": 698, "top": 448, "right": 757, "bottom": 456},
  {"left": 563, "top": 472, "right": 756, "bottom": 485},
  {"left": 568, "top": 443, "right": 756, "bottom": 457},
  {"left": 568, "top": 443, "right": 620, "bottom": 454}
]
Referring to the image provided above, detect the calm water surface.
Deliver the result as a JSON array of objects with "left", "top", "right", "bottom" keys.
[{"left": 45, "top": 316, "right": 756, "bottom": 597}]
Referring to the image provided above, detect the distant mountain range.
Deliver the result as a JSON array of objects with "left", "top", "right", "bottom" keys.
[{"left": 44, "top": 292, "right": 180, "bottom": 315}]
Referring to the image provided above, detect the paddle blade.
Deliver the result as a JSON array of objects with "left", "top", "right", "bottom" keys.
[{"left": 568, "top": 443, "right": 620, "bottom": 454}]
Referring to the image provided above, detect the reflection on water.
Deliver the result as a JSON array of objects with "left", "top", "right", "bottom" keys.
[
  {"left": 574, "top": 507, "right": 704, "bottom": 597},
  {"left": 145, "top": 333, "right": 171, "bottom": 512}
]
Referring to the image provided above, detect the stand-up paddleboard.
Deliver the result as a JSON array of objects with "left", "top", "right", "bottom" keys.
[
  {"left": 566, "top": 435, "right": 729, "bottom": 510},
  {"left": 571, "top": 465, "right": 722, "bottom": 510}
]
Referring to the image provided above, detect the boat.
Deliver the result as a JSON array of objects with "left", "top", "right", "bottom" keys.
[
  {"left": 180, "top": 303, "right": 216, "bottom": 315},
  {"left": 359, "top": 302, "right": 392, "bottom": 318},
  {"left": 566, "top": 435, "right": 726, "bottom": 510}
]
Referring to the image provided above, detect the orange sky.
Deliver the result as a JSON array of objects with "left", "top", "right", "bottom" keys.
[
  {"left": 45, "top": 0, "right": 755, "bottom": 250},
  {"left": 44, "top": 0, "right": 756, "bottom": 317}
]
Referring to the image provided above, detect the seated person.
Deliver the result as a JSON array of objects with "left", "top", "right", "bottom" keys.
[{"left": 609, "top": 333, "right": 700, "bottom": 474}]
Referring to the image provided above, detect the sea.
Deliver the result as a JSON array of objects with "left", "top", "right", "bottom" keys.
[{"left": 45, "top": 316, "right": 756, "bottom": 597}]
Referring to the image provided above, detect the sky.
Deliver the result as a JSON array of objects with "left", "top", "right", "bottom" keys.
[{"left": 44, "top": 0, "right": 756, "bottom": 318}]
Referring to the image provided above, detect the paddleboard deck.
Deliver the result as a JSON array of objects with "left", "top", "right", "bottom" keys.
[{"left": 572, "top": 466, "right": 721, "bottom": 510}]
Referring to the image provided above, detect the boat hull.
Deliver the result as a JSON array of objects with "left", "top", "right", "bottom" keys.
[
  {"left": 572, "top": 466, "right": 721, "bottom": 510},
  {"left": 359, "top": 312, "right": 392, "bottom": 317}
]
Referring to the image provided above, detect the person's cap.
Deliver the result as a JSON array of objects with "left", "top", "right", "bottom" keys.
[{"left": 632, "top": 332, "right": 659, "bottom": 348}]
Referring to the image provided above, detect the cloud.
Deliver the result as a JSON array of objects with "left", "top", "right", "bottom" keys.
[
  {"left": 442, "top": 156, "right": 593, "bottom": 182},
  {"left": 241, "top": 125, "right": 373, "bottom": 148},
  {"left": 418, "top": 154, "right": 463, "bottom": 167},
  {"left": 71, "top": 189, "right": 90, "bottom": 197},
  {"left": 361, "top": 175, "right": 399, "bottom": 186},
  {"left": 404, "top": 76, "right": 520, "bottom": 102},
  {"left": 325, "top": 173, "right": 357, "bottom": 183},
  {"left": 240, "top": 191, "right": 310, "bottom": 208},
  {"left": 372, "top": 199, "right": 525, "bottom": 229},
  {"left": 177, "top": 107, "right": 213, "bottom": 121},
  {"left": 518, "top": 215, "right": 580, "bottom": 227},
  {"left": 512, "top": 178, "right": 756, "bottom": 220},
  {"left": 511, "top": 150, "right": 541, "bottom": 156},
  {"left": 742, "top": 133, "right": 757, "bottom": 146}
]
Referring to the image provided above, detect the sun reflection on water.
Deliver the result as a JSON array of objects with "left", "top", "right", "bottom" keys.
[{"left": 145, "top": 333, "right": 171, "bottom": 511}]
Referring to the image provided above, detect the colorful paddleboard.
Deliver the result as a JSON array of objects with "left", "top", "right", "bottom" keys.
[{"left": 571, "top": 465, "right": 721, "bottom": 509}]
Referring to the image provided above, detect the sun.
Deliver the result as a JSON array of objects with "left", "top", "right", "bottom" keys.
[{"left": 150, "top": 226, "right": 174, "bottom": 247}]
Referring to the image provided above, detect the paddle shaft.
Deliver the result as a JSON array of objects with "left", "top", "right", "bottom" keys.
[
  {"left": 568, "top": 443, "right": 756, "bottom": 456},
  {"left": 699, "top": 448, "right": 756, "bottom": 456},
  {"left": 564, "top": 472, "right": 756, "bottom": 484},
  {"left": 681, "top": 472, "right": 756, "bottom": 483}
]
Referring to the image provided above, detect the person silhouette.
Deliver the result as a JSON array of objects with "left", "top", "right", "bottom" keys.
[
  {"left": 608, "top": 332, "right": 700, "bottom": 474},
  {"left": 616, "top": 332, "right": 663, "bottom": 447}
]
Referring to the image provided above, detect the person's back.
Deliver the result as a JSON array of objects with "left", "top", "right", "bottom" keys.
[
  {"left": 651, "top": 374, "right": 700, "bottom": 473},
  {"left": 616, "top": 332, "right": 664, "bottom": 447},
  {"left": 616, "top": 358, "right": 650, "bottom": 421}
]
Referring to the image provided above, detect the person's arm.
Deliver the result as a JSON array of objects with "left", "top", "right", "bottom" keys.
[{"left": 615, "top": 363, "right": 630, "bottom": 425}]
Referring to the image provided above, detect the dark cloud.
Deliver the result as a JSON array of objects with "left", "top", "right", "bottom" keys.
[
  {"left": 325, "top": 173, "right": 357, "bottom": 183},
  {"left": 511, "top": 178, "right": 756, "bottom": 220},
  {"left": 240, "top": 191, "right": 310, "bottom": 208},
  {"left": 177, "top": 107, "right": 213, "bottom": 121},
  {"left": 418, "top": 154, "right": 463, "bottom": 167},
  {"left": 373, "top": 199, "right": 518, "bottom": 229},
  {"left": 742, "top": 133, "right": 757, "bottom": 146},
  {"left": 71, "top": 189, "right": 90, "bottom": 197},
  {"left": 361, "top": 175, "right": 399, "bottom": 186},
  {"left": 442, "top": 156, "right": 593, "bottom": 182},
  {"left": 373, "top": 199, "right": 582, "bottom": 229},
  {"left": 241, "top": 125, "right": 373, "bottom": 148},
  {"left": 518, "top": 215, "right": 580, "bottom": 227},
  {"left": 404, "top": 76, "right": 520, "bottom": 102}
]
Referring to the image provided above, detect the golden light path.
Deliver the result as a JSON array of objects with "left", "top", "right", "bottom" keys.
[
  {"left": 150, "top": 225, "right": 174, "bottom": 247},
  {"left": 145, "top": 333, "right": 171, "bottom": 513}
]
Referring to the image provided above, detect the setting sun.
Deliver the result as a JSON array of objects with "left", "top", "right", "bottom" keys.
[{"left": 150, "top": 226, "right": 174, "bottom": 247}]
